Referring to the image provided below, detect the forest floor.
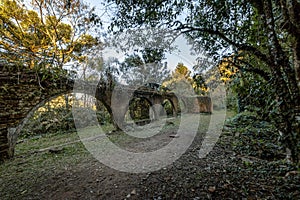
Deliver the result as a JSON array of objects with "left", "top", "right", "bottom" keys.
[{"left": 0, "top": 111, "right": 299, "bottom": 199}]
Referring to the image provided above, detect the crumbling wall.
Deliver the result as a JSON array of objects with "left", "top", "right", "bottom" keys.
[
  {"left": 181, "top": 96, "right": 213, "bottom": 114},
  {"left": 0, "top": 66, "right": 72, "bottom": 161}
]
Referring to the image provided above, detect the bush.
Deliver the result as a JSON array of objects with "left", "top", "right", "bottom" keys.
[
  {"left": 21, "top": 106, "right": 114, "bottom": 138},
  {"left": 20, "top": 107, "right": 75, "bottom": 138},
  {"left": 226, "top": 112, "right": 286, "bottom": 161}
]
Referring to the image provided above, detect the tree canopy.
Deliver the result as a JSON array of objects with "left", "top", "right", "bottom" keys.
[
  {"left": 0, "top": 0, "right": 101, "bottom": 69},
  {"left": 163, "top": 63, "right": 207, "bottom": 95},
  {"left": 120, "top": 48, "right": 170, "bottom": 85}
]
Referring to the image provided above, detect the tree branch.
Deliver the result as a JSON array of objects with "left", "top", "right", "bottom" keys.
[
  {"left": 230, "top": 59, "right": 271, "bottom": 81},
  {"left": 177, "top": 25, "right": 273, "bottom": 67}
]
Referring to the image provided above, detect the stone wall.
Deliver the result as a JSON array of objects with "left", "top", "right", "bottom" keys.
[
  {"left": 182, "top": 96, "right": 213, "bottom": 114},
  {"left": 0, "top": 66, "right": 73, "bottom": 161}
]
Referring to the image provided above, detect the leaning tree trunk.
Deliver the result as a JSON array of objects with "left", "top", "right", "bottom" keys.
[
  {"left": 258, "top": 0, "right": 300, "bottom": 164},
  {"left": 294, "top": 37, "right": 300, "bottom": 91},
  {"left": 273, "top": 67, "right": 300, "bottom": 164},
  {"left": 290, "top": 33, "right": 300, "bottom": 165}
]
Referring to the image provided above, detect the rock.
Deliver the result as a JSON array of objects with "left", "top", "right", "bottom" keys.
[
  {"left": 208, "top": 186, "right": 216, "bottom": 193},
  {"left": 131, "top": 189, "right": 136, "bottom": 195}
]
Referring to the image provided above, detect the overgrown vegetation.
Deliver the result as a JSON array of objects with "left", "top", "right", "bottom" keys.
[
  {"left": 20, "top": 94, "right": 112, "bottom": 138},
  {"left": 0, "top": 0, "right": 101, "bottom": 68},
  {"left": 226, "top": 112, "right": 286, "bottom": 161}
]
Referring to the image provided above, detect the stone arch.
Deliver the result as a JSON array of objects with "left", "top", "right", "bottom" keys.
[
  {"left": 7, "top": 91, "right": 74, "bottom": 156},
  {"left": 179, "top": 96, "right": 213, "bottom": 114},
  {"left": 0, "top": 66, "right": 181, "bottom": 161},
  {"left": 178, "top": 98, "right": 188, "bottom": 114},
  {"left": 0, "top": 66, "right": 74, "bottom": 161},
  {"left": 165, "top": 95, "right": 179, "bottom": 116},
  {"left": 10, "top": 89, "right": 116, "bottom": 157},
  {"left": 196, "top": 96, "right": 213, "bottom": 114},
  {"left": 162, "top": 98, "right": 177, "bottom": 117},
  {"left": 126, "top": 96, "right": 155, "bottom": 125}
]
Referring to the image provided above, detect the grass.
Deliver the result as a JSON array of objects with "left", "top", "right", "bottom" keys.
[
  {"left": 0, "top": 110, "right": 232, "bottom": 199},
  {"left": 0, "top": 125, "right": 113, "bottom": 199},
  {"left": 0, "top": 137, "right": 89, "bottom": 199}
]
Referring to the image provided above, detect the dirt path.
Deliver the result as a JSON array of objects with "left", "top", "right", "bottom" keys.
[{"left": 1, "top": 112, "right": 299, "bottom": 199}]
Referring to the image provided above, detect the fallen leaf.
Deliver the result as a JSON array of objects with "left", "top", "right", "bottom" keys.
[{"left": 208, "top": 186, "right": 216, "bottom": 193}]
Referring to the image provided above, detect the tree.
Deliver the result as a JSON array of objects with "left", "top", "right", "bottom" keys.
[
  {"left": 174, "top": 63, "right": 191, "bottom": 79},
  {"left": 0, "top": 0, "right": 101, "bottom": 69},
  {"left": 107, "top": 0, "right": 300, "bottom": 163},
  {"left": 120, "top": 48, "right": 170, "bottom": 85},
  {"left": 193, "top": 73, "right": 208, "bottom": 95},
  {"left": 81, "top": 54, "right": 122, "bottom": 129},
  {"left": 164, "top": 63, "right": 208, "bottom": 95},
  {"left": 163, "top": 63, "right": 193, "bottom": 96}
]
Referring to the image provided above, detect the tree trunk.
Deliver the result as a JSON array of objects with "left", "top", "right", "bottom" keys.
[
  {"left": 256, "top": 0, "right": 300, "bottom": 164},
  {"left": 272, "top": 62, "right": 300, "bottom": 164},
  {"left": 294, "top": 36, "right": 300, "bottom": 92}
]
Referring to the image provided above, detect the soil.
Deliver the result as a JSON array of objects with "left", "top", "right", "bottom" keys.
[{"left": 1, "top": 114, "right": 299, "bottom": 199}]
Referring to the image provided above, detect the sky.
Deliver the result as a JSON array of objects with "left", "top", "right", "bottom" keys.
[{"left": 85, "top": 0, "right": 199, "bottom": 73}]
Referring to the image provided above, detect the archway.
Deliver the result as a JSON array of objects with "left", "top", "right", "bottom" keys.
[
  {"left": 19, "top": 93, "right": 75, "bottom": 138},
  {"left": 125, "top": 97, "right": 155, "bottom": 126},
  {"left": 0, "top": 66, "right": 180, "bottom": 161},
  {"left": 162, "top": 99, "right": 176, "bottom": 117},
  {"left": 6, "top": 91, "right": 74, "bottom": 157},
  {"left": 178, "top": 98, "right": 187, "bottom": 114}
]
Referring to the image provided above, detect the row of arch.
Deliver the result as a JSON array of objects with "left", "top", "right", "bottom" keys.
[{"left": 0, "top": 67, "right": 212, "bottom": 161}]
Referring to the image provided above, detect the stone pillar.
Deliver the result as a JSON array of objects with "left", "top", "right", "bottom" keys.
[
  {"left": 111, "top": 87, "right": 131, "bottom": 129},
  {"left": 170, "top": 96, "right": 179, "bottom": 117},
  {"left": 0, "top": 128, "right": 10, "bottom": 162},
  {"left": 149, "top": 96, "right": 163, "bottom": 120}
]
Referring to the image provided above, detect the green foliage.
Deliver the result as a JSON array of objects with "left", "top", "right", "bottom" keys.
[
  {"left": 228, "top": 71, "right": 278, "bottom": 117},
  {"left": 163, "top": 63, "right": 194, "bottom": 96},
  {"left": 164, "top": 63, "right": 208, "bottom": 95},
  {"left": 20, "top": 98, "right": 112, "bottom": 139},
  {"left": 129, "top": 98, "right": 151, "bottom": 122},
  {"left": 108, "top": 0, "right": 300, "bottom": 133},
  {"left": 107, "top": 0, "right": 253, "bottom": 60},
  {"left": 0, "top": 0, "right": 101, "bottom": 69},
  {"left": 193, "top": 73, "right": 208, "bottom": 95},
  {"left": 120, "top": 48, "right": 170, "bottom": 85},
  {"left": 226, "top": 112, "right": 286, "bottom": 161},
  {"left": 20, "top": 106, "right": 75, "bottom": 138},
  {"left": 174, "top": 63, "right": 191, "bottom": 79},
  {"left": 225, "top": 90, "right": 238, "bottom": 112},
  {"left": 163, "top": 100, "right": 174, "bottom": 116}
]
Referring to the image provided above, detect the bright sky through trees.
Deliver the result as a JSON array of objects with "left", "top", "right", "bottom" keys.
[{"left": 84, "top": 0, "right": 199, "bottom": 72}]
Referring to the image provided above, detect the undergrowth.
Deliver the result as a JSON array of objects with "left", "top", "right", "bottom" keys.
[{"left": 225, "top": 111, "right": 286, "bottom": 161}]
